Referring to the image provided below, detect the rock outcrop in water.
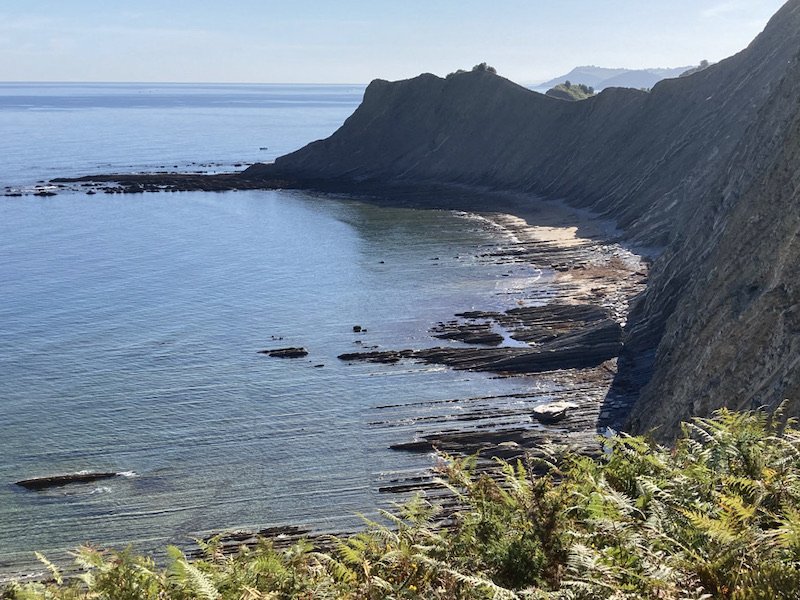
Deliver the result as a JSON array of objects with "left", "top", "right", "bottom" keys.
[
  {"left": 259, "top": 347, "right": 309, "bottom": 358},
  {"left": 241, "top": 0, "right": 800, "bottom": 438},
  {"left": 339, "top": 304, "right": 623, "bottom": 374},
  {"left": 16, "top": 472, "right": 119, "bottom": 491}
]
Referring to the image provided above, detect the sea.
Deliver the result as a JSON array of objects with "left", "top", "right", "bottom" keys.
[{"left": 0, "top": 83, "right": 551, "bottom": 577}]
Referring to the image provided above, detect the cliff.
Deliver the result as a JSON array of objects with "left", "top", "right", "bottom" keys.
[
  {"left": 626, "top": 51, "right": 800, "bottom": 437},
  {"left": 244, "top": 0, "right": 800, "bottom": 438}
]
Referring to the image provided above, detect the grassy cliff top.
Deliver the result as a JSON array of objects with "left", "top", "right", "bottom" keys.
[{"left": 545, "top": 81, "right": 596, "bottom": 101}]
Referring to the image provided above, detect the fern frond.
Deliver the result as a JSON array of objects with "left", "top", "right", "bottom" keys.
[
  {"left": 417, "top": 554, "right": 518, "bottom": 599},
  {"left": 313, "top": 551, "right": 357, "bottom": 584},
  {"left": 70, "top": 545, "right": 105, "bottom": 571},
  {"left": 34, "top": 551, "right": 62, "bottom": 585},
  {"left": 181, "top": 561, "right": 219, "bottom": 600}
]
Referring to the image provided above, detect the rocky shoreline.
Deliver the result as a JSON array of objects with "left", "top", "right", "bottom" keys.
[
  {"left": 190, "top": 201, "right": 648, "bottom": 552},
  {"left": 364, "top": 208, "right": 647, "bottom": 469},
  {"left": 339, "top": 303, "right": 623, "bottom": 373},
  {"left": 191, "top": 185, "right": 650, "bottom": 549}
]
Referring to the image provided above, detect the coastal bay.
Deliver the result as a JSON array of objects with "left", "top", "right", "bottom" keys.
[
  {"left": 0, "top": 184, "right": 647, "bottom": 579},
  {"left": 3, "top": 2, "right": 799, "bottom": 596},
  {"left": 0, "top": 82, "right": 647, "bottom": 580}
]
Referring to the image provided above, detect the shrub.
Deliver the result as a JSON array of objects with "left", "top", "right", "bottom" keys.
[
  {"left": 472, "top": 62, "right": 498, "bottom": 74},
  {"left": 546, "top": 82, "right": 596, "bottom": 101}
]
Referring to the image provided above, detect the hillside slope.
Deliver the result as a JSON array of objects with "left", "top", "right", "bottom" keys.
[{"left": 244, "top": 0, "right": 800, "bottom": 437}]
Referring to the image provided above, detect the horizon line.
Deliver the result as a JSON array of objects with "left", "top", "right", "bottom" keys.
[{"left": 0, "top": 80, "right": 371, "bottom": 86}]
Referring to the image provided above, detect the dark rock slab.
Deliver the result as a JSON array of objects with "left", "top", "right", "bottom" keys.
[
  {"left": 16, "top": 472, "right": 119, "bottom": 491},
  {"left": 259, "top": 347, "right": 309, "bottom": 358},
  {"left": 430, "top": 321, "right": 503, "bottom": 346},
  {"left": 338, "top": 350, "right": 412, "bottom": 364}
]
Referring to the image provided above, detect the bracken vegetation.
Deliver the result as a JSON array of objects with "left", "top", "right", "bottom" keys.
[{"left": 3, "top": 407, "right": 800, "bottom": 599}]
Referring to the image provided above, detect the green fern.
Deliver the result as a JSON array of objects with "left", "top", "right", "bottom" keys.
[
  {"left": 33, "top": 552, "right": 62, "bottom": 586},
  {"left": 181, "top": 561, "right": 219, "bottom": 600}
]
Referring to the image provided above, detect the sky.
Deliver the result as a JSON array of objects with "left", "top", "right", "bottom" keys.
[{"left": 0, "top": 0, "right": 788, "bottom": 84}]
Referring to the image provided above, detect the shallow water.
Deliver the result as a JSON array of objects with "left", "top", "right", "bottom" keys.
[{"left": 0, "top": 84, "right": 550, "bottom": 576}]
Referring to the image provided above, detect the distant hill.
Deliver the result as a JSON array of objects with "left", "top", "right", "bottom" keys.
[{"left": 532, "top": 65, "right": 694, "bottom": 92}]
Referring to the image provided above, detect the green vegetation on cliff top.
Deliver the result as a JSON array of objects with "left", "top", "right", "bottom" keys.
[
  {"left": 545, "top": 81, "right": 596, "bottom": 101},
  {"left": 4, "top": 407, "right": 800, "bottom": 599}
]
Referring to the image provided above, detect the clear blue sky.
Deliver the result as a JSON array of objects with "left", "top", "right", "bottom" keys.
[{"left": 0, "top": 0, "right": 787, "bottom": 83}]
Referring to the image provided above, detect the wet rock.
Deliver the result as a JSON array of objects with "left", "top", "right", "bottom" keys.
[
  {"left": 339, "top": 350, "right": 411, "bottom": 364},
  {"left": 16, "top": 472, "right": 119, "bottom": 491},
  {"left": 430, "top": 321, "right": 503, "bottom": 346},
  {"left": 259, "top": 347, "right": 309, "bottom": 358}
]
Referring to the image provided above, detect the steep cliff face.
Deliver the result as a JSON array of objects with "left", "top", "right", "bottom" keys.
[
  {"left": 251, "top": 75, "right": 678, "bottom": 245},
  {"left": 245, "top": 0, "right": 800, "bottom": 436},
  {"left": 628, "top": 53, "right": 800, "bottom": 438}
]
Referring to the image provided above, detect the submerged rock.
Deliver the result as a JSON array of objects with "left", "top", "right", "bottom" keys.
[{"left": 339, "top": 350, "right": 409, "bottom": 364}]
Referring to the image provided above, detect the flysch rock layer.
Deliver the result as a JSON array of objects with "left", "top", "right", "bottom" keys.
[{"left": 626, "top": 45, "right": 800, "bottom": 438}]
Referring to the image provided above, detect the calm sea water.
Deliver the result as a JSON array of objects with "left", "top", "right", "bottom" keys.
[{"left": 0, "top": 83, "right": 546, "bottom": 576}]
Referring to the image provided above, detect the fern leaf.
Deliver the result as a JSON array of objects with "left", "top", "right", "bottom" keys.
[
  {"left": 34, "top": 551, "right": 62, "bottom": 585},
  {"left": 181, "top": 561, "right": 219, "bottom": 600}
]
